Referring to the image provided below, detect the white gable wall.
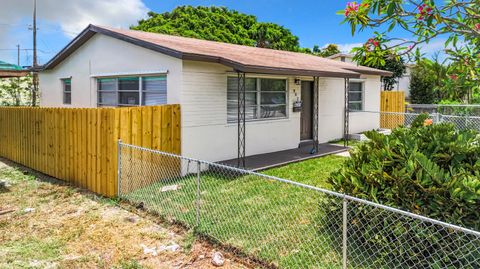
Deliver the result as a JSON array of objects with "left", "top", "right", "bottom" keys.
[{"left": 39, "top": 34, "right": 183, "bottom": 107}]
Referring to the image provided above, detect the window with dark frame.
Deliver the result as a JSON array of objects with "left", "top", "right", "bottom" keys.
[
  {"left": 97, "top": 75, "right": 167, "bottom": 107},
  {"left": 227, "top": 77, "right": 287, "bottom": 123},
  {"left": 348, "top": 81, "right": 363, "bottom": 111},
  {"left": 62, "top": 78, "right": 71, "bottom": 104}
]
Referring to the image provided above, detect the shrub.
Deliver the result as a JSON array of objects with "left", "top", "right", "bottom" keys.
[
  {"left": 409, "top": 65, "right": 437, "bottom": 104},
  {"left": 322, "top": 121, "right": 480, "bottom": 267}
]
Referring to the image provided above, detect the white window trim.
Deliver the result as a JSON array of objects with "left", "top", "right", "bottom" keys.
[
  {"left": 96, "top": 74, "right": 167, "bottom": 107},
  {"left": 348, "top": 80, "right": 365, "bottom": 112},
  {"left": 227, "top": 76, "right": 289, "bottom": 123}
]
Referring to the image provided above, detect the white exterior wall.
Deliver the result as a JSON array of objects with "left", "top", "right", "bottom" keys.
[
  {"left": 181, "top": 61, "right": 301, "bottom": 161},
  {"left": 39, "top": 34, "right": 183, "bottom": 107},
  {"left": 318, "top": 75, "right": 381, "bottom": 143},
  {"left": 395, "top": 65, "right": 412, "bottom": 98},
  {"left": 181, "top": 61, "right": 382, "bottom": 161}
]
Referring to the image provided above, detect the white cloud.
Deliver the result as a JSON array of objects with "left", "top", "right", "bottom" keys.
[
  {"left": 0, "top": 0, "right": 149, "bottom": 38},
  {"left": 334, "top": 43, "right": 363, "bottom": 54},
  {"left": 0, "top": 0, "right": 149, "bottom": 65}
]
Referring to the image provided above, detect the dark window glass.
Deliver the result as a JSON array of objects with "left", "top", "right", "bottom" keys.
[
  {"left": 227, "top": 77, "right": 287, "bottom": 122},
  {"left": 260, "top": 78, "right": 286, "bottom": 92},
  {"left": 119, "top": 92, "right": 139, "bottom": 105},
  {"left": 348, "top": 82, "right": 363, "bottom": 111},
  {"left": 118, "top": 77, "right": 139, "bottom": 91}
]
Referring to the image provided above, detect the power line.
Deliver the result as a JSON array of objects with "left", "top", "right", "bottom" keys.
[{"left": 0, "top": 48, "right": 53, "bottom": 54}]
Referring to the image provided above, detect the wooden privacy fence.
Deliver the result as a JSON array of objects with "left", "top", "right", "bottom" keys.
[
  {"left": 0, "top": 105, "right": 180, "bottom": 197},
  {"left": 380, "top": 91, "right": 405, "bottom": 129}
]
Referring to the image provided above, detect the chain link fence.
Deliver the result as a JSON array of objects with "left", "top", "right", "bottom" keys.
[
  {"left": 352, "top": 110, "right": 480, "bottom": 132},
  {"left": 406, "top": 104, "right": 480, "bottom": 116},
  {"left": 118, "top": 142, "right": 480, "bottom": 269}
]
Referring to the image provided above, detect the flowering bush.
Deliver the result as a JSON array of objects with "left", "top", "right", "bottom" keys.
[{"left": 321, "top": 119, "right": 480, "bottom": 267}]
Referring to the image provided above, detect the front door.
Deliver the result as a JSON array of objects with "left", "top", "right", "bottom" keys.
[{"left": 300, "top": 81, "right": 313, "bottom": 140}]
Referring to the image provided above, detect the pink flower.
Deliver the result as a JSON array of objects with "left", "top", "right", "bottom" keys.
[
  {"left": 449, "top": 74, "right": 458, "bottom": 80},
  {"left": 475, "top": 23, "right": 480, "bottom": 31},
  {"left": 345, "top": 2, "right": 360, "bottom": 17},
  {"left": 418, "top": 3, "right": 433, "bottom": 19}
]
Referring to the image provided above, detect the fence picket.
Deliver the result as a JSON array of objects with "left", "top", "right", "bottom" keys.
[{"left": 0, "top": 105, "right": 180, "bottom": 197}]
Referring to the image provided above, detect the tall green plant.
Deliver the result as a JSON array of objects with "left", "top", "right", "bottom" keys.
[
  {"left": 330, "top": 122, "right": 480, "bottom": 229},
  {"left": 321, "top": 121, "right": 480, "bottom": 267},
  {"left": 0, "top": 76, "right": 32, "bottom": 106}
]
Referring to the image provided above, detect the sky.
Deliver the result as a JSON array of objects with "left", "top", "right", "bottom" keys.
[{"left": 0, "top": 0, "right": 447, "bottom": 67}]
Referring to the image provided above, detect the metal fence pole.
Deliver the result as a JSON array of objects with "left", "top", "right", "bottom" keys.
[
  {"left": 342, "top": 197, "right": 348, "bottom": 269},
  {"left": 196, "top": 160, "right": 201, "bottom": 227},
  {"left": 117, "top": 139, "right": 122, "bottom": 197}
]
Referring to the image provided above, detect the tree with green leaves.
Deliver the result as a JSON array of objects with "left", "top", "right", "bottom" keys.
[
  {"left": 354, "top": 46, "right": 406, "bottom": 91},
  {"left": 338, "top": 0, "right": 479, "bottom": 102},
  {"left": 0, "top": 76, "right": 32, "bottom": 106},
  {"left": 316, "top": 44, "right": 341, "bottom": 57},
  {"left": 132, "top": 6, "right": 300, "bottom": 51}
]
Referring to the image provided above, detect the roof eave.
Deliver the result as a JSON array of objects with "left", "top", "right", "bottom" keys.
[{"left": 344, "top": 68, "right": 393, "bottom": 77}]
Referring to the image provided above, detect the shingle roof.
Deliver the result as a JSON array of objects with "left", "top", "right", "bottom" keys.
[{"left": 43, "top": 25, "right": 392, "bottom": 78}]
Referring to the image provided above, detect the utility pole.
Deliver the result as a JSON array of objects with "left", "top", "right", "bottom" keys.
[
  {"left": 17, "top": 44, "right": 20, "bottom": 66},
  {"left": 31, "top": 0, "right": 38, "bottom": 106}
]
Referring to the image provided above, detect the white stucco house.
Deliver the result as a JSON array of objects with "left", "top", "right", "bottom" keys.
[{"left": 39, "top": 25, "right": 391, "bottom": 166}]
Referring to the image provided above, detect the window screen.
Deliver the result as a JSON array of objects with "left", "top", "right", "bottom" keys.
[
  {"left": 227, "top": 77, "right": 287, "bottom": 123},
  {"left": 97, "top": 75, "right": 167, "bottom": 107},
  {"left": 142, "top": 76, "right": 167, "bottom": 105}
]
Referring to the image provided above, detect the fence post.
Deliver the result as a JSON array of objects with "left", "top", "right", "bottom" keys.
[
  {"left": 196, "top": 160, "right": 201, "bottom": 228},
  {"left": 342, "top": 196, "right": 348, "bottom": 269},
  {"left": 117, "top": 139, "right": 122, "bottom": 197}
]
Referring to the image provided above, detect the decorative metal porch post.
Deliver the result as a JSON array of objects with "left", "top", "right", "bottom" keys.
[
  {"left": 312, "top": 76, "right": 319, "bottom": 154},
  {"left": 343, "top": 78, "right": 350, "bottom": 147},
  {"left": 237, "top": 72, "right": 246, "bottom": 168}
]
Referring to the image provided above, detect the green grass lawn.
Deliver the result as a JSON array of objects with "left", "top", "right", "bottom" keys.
[
  {"left": 122, "top": 155, "right": 347, "bottom": 268},
  {"left": 329, "top": 139, "right": 363, "bottom": 148}
]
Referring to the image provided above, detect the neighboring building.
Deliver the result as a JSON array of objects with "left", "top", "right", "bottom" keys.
[
  {"left": 39, "top": 25, "right": 390, "bottom": 162},
  {"left": 0, "top": 60, "right": 28, "bottom": 78},
  {"left": 326, "top": 53, "right": 355, "bottom": 64},
  {"left": 328, "top": 53, "right": 413, "bottom": 98}
]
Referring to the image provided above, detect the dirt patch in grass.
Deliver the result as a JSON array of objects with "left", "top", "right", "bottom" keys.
[{"left": 0, "top": 159, "right": 250, "bottom": 269}]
